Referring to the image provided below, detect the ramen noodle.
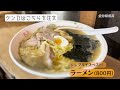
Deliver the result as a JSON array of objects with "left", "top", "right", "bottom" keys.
[{"left": 19, "top": 24, "right": 101, "bottom": 73}]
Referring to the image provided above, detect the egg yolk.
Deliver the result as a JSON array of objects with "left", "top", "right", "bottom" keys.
[{"left": 54, "top": 38, "right": 62, "bottom": 45}]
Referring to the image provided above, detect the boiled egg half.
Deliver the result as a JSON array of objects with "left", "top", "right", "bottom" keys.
[{"left": 54, "top": 35, "right": 69, "bottom": 47}]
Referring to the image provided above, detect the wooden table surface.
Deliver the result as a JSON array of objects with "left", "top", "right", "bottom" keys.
[{"left": 0, "top": 17, "right": 120, "bottom": 79}]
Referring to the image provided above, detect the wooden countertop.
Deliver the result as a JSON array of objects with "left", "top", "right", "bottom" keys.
[{"left": 0, "top": 17, "right": 120, "bottom": 79}]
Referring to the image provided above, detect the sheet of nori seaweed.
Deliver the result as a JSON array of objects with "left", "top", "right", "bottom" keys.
[{"left": 63, "top": 31, "right": 100, "bottom": 62}]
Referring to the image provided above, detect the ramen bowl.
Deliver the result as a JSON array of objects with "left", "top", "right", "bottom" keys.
[{"left": 9, "top": 20, "right": 108, "bottom": 78}]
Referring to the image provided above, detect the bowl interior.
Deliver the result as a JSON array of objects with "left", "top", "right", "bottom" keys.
[{"left": 9, "top": 20, "right": 108, "bottom": 78}]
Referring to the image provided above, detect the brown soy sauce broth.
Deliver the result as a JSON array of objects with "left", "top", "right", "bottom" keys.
[{"left": 62, "top": 29, "right": 101, "bottom": 62}]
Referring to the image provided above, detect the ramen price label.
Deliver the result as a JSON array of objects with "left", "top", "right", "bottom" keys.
[{"left": 70, "top": 69, "right": 114, "bottom": 77}]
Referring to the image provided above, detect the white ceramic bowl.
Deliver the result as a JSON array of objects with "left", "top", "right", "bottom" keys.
[{"left": 9, "top": 20, "right": 108, "bottom": 78}]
